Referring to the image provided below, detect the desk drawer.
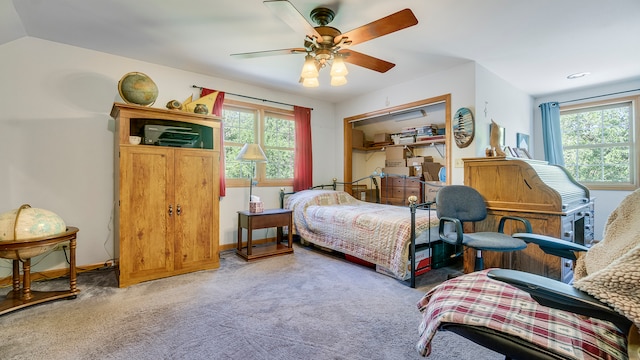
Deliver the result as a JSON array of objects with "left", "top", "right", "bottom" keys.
[{"left": 239, "top": 211, "right": 291, "bottom": 229}]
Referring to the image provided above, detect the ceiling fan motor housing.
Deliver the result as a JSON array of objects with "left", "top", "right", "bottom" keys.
[
  {"left": 305, "top": 26, "right": 342, "bottom": 60},
  {"left": 310, "top": 7, "right": 335, "bottom": 26}
]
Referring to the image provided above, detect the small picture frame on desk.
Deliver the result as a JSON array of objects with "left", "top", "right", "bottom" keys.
[{"left": 515, "top": 148, "right": 531, "bottom": 159}]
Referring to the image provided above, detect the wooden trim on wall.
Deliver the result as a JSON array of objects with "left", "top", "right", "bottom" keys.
[
  {"left": 343, "top": 94, "right": 452, "bottom": 185},
  {"left": 0, "top": 261, "right": 115, "bottom": 288}
]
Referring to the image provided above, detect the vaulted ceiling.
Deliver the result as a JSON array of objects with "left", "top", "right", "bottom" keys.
[{"left": 3, "top": 0, "right": 640, "bottom": 103}]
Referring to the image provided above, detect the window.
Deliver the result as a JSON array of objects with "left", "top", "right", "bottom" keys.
[
  {"left": 560, "top": 95, "right": 639, "bottom": 190},
  {"left": 222, "top": 99, "right": 295, "bottom": 188}
]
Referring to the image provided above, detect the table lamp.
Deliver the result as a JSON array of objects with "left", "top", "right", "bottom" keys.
[{"left": 236, "top": 143, "right": 267, "bottom": 199}]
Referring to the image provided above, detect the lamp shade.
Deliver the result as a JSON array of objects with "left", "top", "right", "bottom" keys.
[
  {"left": 300, "top": 55, "right": 319, "bottom": 79},
  {"left": 236, "top": 143, "right": 267, "bottom": 162},
  {"left": 330, "top": 56, "right": 348, "bottom": 76},
  {"left": 330, "top": 76, "right": 347, "bottom": 86},
  {"left": 302, "top": 77, "right": 319, "bottom": 88}
]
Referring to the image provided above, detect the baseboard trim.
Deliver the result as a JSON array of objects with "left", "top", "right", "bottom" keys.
[
  {"left": 2, "top": 239, "right": 282, "bottom": 286},
  {"left": 0, "top": 260, "right": 115, "bottom": 288}
]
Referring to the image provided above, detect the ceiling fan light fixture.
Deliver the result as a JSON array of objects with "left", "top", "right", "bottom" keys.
[
  {"left": 300, "top": 55, "right": 319, "bottom": 79},
  {"left": 330, "top": 56, "right": 349, "bottom": 76},
  {"left": 302, "top": 77, "right": 319, "bottom": 88},
  {"left": 330, "top": 75, "right": 347, "bottom": 87}
]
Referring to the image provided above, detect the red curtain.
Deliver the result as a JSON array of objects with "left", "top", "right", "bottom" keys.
[
  {"left": 293, "top": 106, "right": 313, "bottom": 191},
  {"left": 200, "top": 88, "right": 226, "bottom": 197}
]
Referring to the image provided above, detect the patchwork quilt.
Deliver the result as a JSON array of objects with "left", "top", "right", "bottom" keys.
[{"left": 285, "top": 190, "right": 439, "bottom": 279}]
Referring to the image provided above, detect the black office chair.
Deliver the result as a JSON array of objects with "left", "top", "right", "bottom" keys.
[
  {"left": 435, "top": 185, "right": 532, "bottom": 270},
  {"left": 418, "top": 188, "right": 640, "bottom": 359}
]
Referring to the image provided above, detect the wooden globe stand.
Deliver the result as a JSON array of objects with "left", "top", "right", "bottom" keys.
[{"left": 0, "top": 227, "right": 79, "bottom": 315}]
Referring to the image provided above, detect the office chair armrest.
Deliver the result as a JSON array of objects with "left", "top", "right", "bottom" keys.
[
  {"left": 488, "top": 269, "right": 631, "bottom": 333},
  {"left": 439, "top": 217, "right": 463, "bottom": 245},
  {"left": 497, "top": 216, "right": 532, "bottom": 233},
  {"left": 512, "top": 233, "right": 589, "bottom": 260}
]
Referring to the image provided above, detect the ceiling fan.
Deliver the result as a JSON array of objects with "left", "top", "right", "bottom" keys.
[{"left": 231, "top": 0, "right": 418, "bottom": 87}]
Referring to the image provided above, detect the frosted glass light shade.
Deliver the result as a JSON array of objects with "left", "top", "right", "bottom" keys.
[
  {"left": 330, "top": 57, "right": 348, "bottom": 76},
  {"left": 330, "top": 76, "right": 347, "bottom": 86},
  {"left": 302, "top": 77, "right": 319, "bottom": 88},
  {"left": 300, "top": 55, "right": 319, "bottom": 79}
]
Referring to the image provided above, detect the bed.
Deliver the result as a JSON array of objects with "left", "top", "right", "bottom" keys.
[{"left": 281, "top": 178, "right": 444, "bottom": 287}]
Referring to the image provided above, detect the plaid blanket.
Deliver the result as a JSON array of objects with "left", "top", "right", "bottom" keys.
[
  {"left": 285, "top": 190, "right": 438, "bottom": 279},
  {"left": 416, "top": 270, "right": 627, "bottom": 359}
]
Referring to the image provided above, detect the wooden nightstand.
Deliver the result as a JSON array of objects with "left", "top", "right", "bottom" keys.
[{"left": 236, "top": 209, "right": 294, "bottom": 261}]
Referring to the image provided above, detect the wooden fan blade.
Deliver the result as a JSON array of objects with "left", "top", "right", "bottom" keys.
[
  {"left": 338, "top": 49, "right": 395, "bottom": 73},
  {"left": 336, "top": 8, "right": 418, "bottom": 46},
  {"left": 264, "top": 0, "right": 322, "bottom": 40},
  {"left": 231, "top": 48, "right": 307, "bottom": 58}
]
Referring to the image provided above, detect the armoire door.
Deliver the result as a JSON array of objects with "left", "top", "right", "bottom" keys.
[
  {"left": 173, "top": 149, "right": 219, "bottom": 271},
  {"left": 119, "top": 146, "right": 175, "bottom": 286}
]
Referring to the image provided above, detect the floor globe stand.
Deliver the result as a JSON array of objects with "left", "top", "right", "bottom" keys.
[{"left": 0, "top": 226, "right": 79, "bottom": 315}]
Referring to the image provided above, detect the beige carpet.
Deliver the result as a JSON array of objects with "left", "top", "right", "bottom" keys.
[{"left": 0, "top": 244, "right": 501, "bottom": 359}]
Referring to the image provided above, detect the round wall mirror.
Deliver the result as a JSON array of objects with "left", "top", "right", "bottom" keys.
[{"left": 453, "top": 107, "right": 475, "bottom": 148}]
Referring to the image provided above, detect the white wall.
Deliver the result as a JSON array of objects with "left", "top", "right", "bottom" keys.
[
  {"left": 336, "top": 62, "right": 533, "bottom": 185},
  {"left": 534, "top": 78, "right": 640, "bottom": 238},
  {"left": 475, "top": 64, "right": 533, "bottom": 157},
  {"left": 0, "top": 37, "right": 337, "bottom": 276},
  {"left": 336, "top": 62, "right": 476, "bottom": 184}
]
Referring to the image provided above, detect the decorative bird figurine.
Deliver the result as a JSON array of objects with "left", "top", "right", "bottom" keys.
[{"left": 490, "top": 120, "right": 506, "bottom": 157}]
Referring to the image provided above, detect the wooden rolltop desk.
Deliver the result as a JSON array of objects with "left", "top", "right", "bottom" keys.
[{"left": 463, "top": 157, "right": 594, "bottom": 283}]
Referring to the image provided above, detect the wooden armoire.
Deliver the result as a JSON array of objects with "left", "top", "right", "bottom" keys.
[
  {"left": 463, "top": 157, "right": 594, "bottom": 283},
  {"left": 111, "top": 103, "right": 221, "bottom": 287}
]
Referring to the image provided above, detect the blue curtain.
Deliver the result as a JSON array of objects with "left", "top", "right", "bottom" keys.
[{"left": 539, "top": 102, "right": 564, "bottom": 166}]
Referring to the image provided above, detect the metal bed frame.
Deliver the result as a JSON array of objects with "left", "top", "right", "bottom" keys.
[{"left": 279, "top": 174, "right": 453, "bottom": 288}]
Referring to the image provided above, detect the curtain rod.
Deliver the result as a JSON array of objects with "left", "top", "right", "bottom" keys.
[
  {"left": 558, "top": 88, "right": 640, "bottom": 105},
  {"left": 191, "top": 85, "right": 313, "bottom": 110}
]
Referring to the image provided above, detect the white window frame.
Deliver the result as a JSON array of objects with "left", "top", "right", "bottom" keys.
[{"left": 559, "top": 95, "right": 639, "bottom": 190}]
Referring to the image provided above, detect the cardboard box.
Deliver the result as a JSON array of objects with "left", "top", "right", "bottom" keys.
[
  {"left": 398, "top": 136, "right": 415, "bottom": 144},
  {"left": 352, "top": 129, "right": 364, "bottom": 148},
  {"left": 385, "top": 146, "right": 407, "bottom": 159},
  {"left": 363, "top": 189, "right": 378, "bottom": 202},
  {"left": 424, "top": 181, "right": 445, "bottom": 202},
  {"left": 382, "top": 166, "right": 410, "bottom": 176},
  {"left": 353, "top": 189, "right": 378, "bottom": 202},
  {"left": 423, "top": 162, "right": 444, "bottom": 181},
  {"left": 406, "top": 157, "right": 425, "bottom": 166},
  {"left": 374, "top": 133, "right": 391, "bottom": 143},
  {"left": 385, "top": 159, "right": 406, "bottom": 167},
  {"left": 376, "top": 247, "right": 432, "bottom": 280},
  {"left": 249, "top": 201, "right": 264, "bottom": 213},
  {"left": 410, "top": 165, "right": 422, "bottom": 176},
  {"left": 350, "top": 184, "right": 367, "bottom": 196}
]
